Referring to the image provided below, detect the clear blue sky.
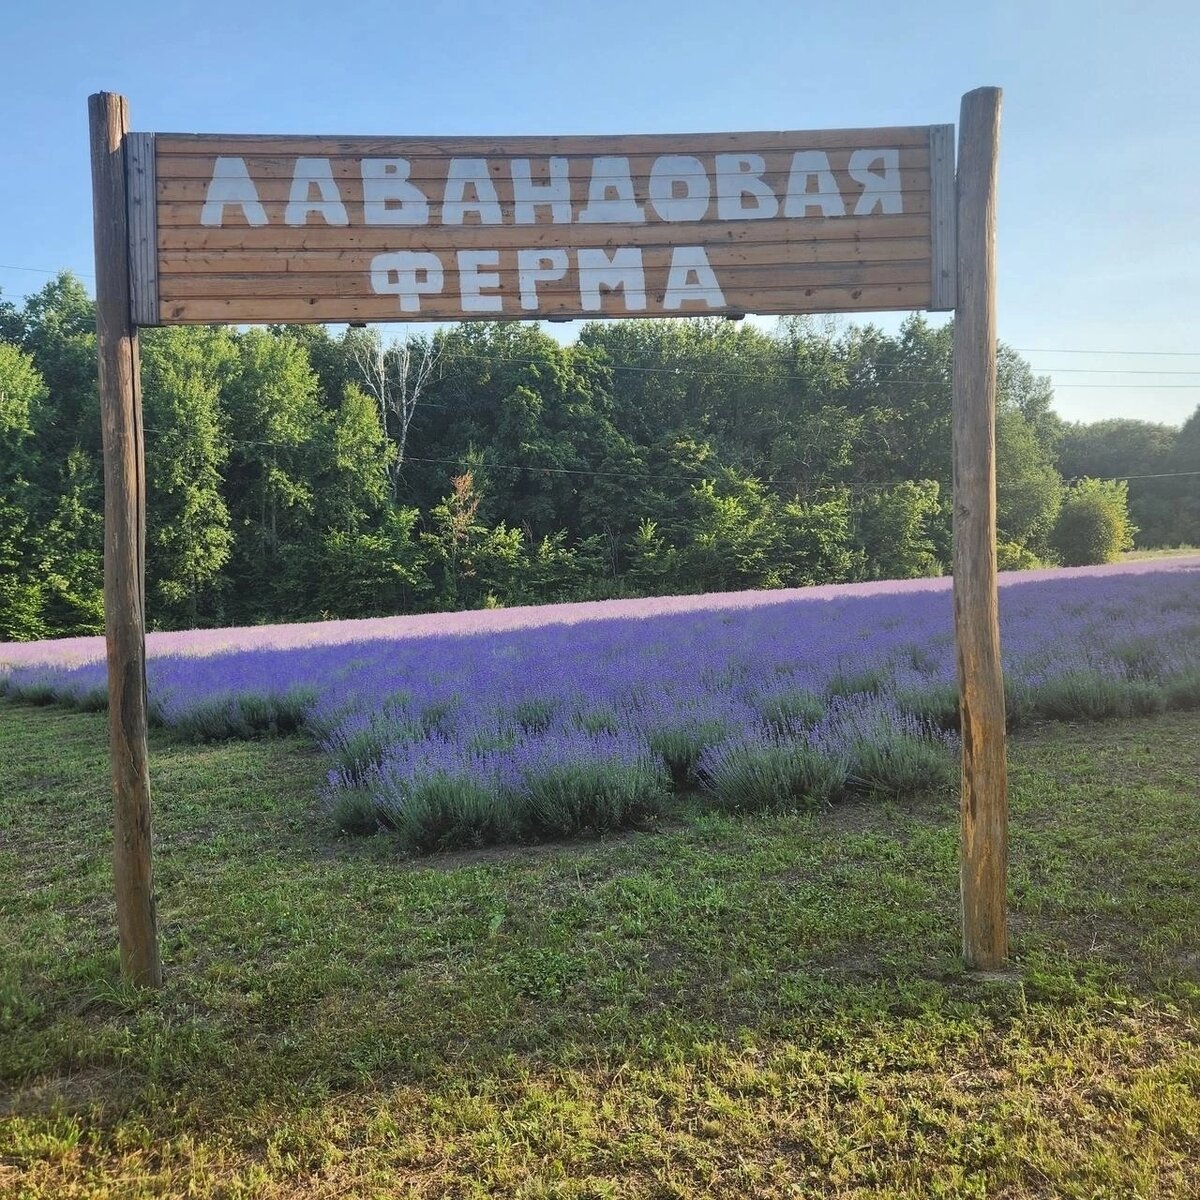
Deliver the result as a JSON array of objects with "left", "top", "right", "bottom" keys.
[{"left": 3, "top": 0, "right": 1198, "bottom": 425}]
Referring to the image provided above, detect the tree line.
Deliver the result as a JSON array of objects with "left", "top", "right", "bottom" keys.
[{"left": 1, "top": 272, "right": 1196, "bottom": 641}]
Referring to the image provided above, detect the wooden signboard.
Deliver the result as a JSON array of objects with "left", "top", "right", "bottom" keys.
[
  {"left": 90, "top": 92, "right": 1004, "bottom": 989},
  {"left": 127, "top": 127, "right": 958, "bottom": 325}
]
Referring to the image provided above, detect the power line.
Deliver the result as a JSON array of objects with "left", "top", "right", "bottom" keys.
[
  {"left": 425, "top": 347, "right": 1200, "bottom": 387},
  {"left": 1020, "top": 367, "right": 1200, "bottom": 376},
  {"left": 1013, "top": 346, "right": 1200, "bottom": 357},
  {"left": 0, "top": 263, "right": 95, "bottom": 280},
  {"left": 139, "top": 423, "right": 1199, "bottom": 497}
]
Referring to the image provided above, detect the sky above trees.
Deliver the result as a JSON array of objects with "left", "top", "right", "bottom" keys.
[{"left": 1, "top": 0, "right": 1198, "bottom": 424}]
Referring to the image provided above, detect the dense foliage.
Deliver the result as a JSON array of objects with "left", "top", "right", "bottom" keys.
[
  {"left": 1050, "top": 477, "right": 1137, "bottom": 566},
  {"left": 1, "top": 272, "right": 1189, "bottom": 641}
]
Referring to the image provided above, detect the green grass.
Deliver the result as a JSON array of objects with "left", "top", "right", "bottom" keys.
[
  {"left": 1, "top": 703, "right": 1198, "bottom": 1198},
  {"left": 1120, "top": 546, "right": 1200, "bottom": 561}
]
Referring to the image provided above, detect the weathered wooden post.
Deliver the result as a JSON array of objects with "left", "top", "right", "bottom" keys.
[
  {"left": 952, "top": 86, "right": 1008, "bottom": 971},
  {"left": 88, "top": 91, "right": 162, "bottom": 987}
]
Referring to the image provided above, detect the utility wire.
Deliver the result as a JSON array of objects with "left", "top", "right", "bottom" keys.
[{"left": 139, "top": 424, "right": 1200, "bottom": 496}]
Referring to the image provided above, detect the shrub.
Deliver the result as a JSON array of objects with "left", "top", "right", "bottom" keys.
[
  {"left": 381, "top": 773, "right": 518, "bottom": 853},
  {"left": 759, "top": 690, "right": 826, "bottom": 736},
  {"left": 701, "top": 742, "right": 846, "bottom": 813},
  {"left": 893, "top": 682, "right": 960, "bottom": 730},
  {"left": 71, "top": 686, "right": 109, "bottom": 713},
  {"left": 1165, "top": 669, "right": 1200, "bottom": 710},
  {"left": 329, "top": 788, "right": 383, "bottom": 836},
  {"left": 574, "top": 706, "right": 620, "bottom": 735},
  {"left": 506, "top": 696, "right": 559, "bottom": 734},
  {"left": 330, "top": 717, "right": 423, "bottom": 784},
  {"left": 997, "top": 540, "right": 1043, "bottom": 571},
  {"left": 827, "top": 667, "right": 890, "bottom": 698},
  {"left": 1004, "top": 678, "right": 1035, "bottom": 731},
  {"left": 172, "top": 688, "right": 316, "bottom": 742},
  {"left": 518, "top": 759, "right": 667, "bottom": 837},
  {"left": 1051, "top": 479, "right": 1136, "bottom": 566},
  {"left": 1032, "top": 672, "right": 1167, "bottom": 721},
  {"left": 845, "top": 732, "right": 956, "bottom": 796},
  {"left": 646, "top": 719, "right": 729, "bottom": 788},
  {"left": 1109, "top": 636, "right": 1167, "bottom": 681}
]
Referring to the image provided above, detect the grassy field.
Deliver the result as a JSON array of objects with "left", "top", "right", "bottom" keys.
[
  {"left": 1120, "top": 548, "right": 1200, "bottom": 561},
  {"left": 1, "top": 702, "right": 1198, "bottom": 1198}
]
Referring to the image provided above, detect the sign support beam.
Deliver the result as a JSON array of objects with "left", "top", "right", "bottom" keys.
[
  {"left": 88, "top": 91, "right": 162, "bottom": 988},
  {"left": 952, "top": 86, "right": 1008, "bottom": 971}
]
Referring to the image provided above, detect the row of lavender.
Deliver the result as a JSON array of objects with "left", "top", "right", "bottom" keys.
[{"left": 3, "top": 560, "right": 1198, "bottom": 849}]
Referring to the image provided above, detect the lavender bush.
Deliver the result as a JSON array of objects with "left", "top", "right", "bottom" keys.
[{"left": 2, "top": 558, "right": 1198, "bottom": 851}]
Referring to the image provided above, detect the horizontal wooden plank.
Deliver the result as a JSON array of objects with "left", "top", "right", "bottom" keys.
[
  {"left": 157, "top": 212, "right": 931, "bottom": 252},
  {"left": 154, "top": 148, "right": 931, "bottom": 183},
  {"left": 160, "top": 282, "right": 932, "bottom": 324},
  {"left": 159, "top": 259, "right": 931, "bottom": 301},
  {"left": 153, "top": 127, "right": 934, "bottom": 158},
  {"left": 159, "top": 237, "right": 931, "bottom": 276},
  {"left": 156, "top": 191, "right": 930, "bottom": 227},
  {"left": 157, "top": 169, "right": 929, "bottom": 209}
]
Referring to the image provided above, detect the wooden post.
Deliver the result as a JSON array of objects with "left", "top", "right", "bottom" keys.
[
  {"left": 88, "top": 92, "right": 162, "bottom": 987},
  {"left": 953, "top": 87, "right": 1007, "bottom": 971}
]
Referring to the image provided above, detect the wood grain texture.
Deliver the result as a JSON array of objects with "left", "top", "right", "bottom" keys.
[
  {"left": 952, "top": 87, "right": 1008, "bottom": 972},
  {"left": 126, "top": 133, "right": 159, "bottom": 326},
  {"left": 155, "top": 170, "right": 932, "bottom": 204},
  {"left": 158, "top": 259, "right": 932, "bottom": 299},
  {"left": 156, "top": 212, "right": 931, "bottom": 252},
  {"left": 154, "top": 127, "right": 934, "bottom": 156},
  {"left": 144, "top": 126, "right": 941, "bottom": 324},
  {"left": 159, "top": 236, "right": 931, "bottom": 275},
  {"left": 160, "top": 283, "right": 931, "bottom": 324},
  {"left": 89, "top": 93, "right": 162, "bottom": 988},
  {"left": 155, "top": 147, "right": 931, "bottom": 180},
  {"left": 928, "top": 124, "right": 957, "bottom": 311}
]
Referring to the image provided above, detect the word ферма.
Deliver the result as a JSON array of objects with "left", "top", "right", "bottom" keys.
[{"left": 198, "top": 150, "right": 905, "bottom": 314}]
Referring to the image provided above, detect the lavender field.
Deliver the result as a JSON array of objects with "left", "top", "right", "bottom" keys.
[{"left": 3, "top": 557, "right": 1199, "bottom": 850}]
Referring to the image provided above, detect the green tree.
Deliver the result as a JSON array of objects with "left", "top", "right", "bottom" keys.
[
  {"left": 222, "top": 329, "right": 324, "bottom": 621},
  {"left": 995, "top": 406, "right": 1063, "bottom": 557},
  {"left": 0, "top": 343, "right": 48, "bottom": 639},
  {"left": 36, "top": 448, "right": 104, "bottom": 635},
  {"left": 775, "top": 492, "right": 859, "bottom": 586},
  {"left": 422, "top": 473, "right": 526, "bottom": 609},
  {"left": 142, "top": 327, "right": 238, "bottom": 626},
  {"left": 854, "top": 480, "right": 944, "bottom": 580},
  {"left": 313, "top": 509, "right": 428, "bottom": 619},
  {"left": 1051, "top": 478, "right": 1137, "bottom": 565},
  {"left": 1058, "top": 417, "right": 1181, "bottom": 547}
]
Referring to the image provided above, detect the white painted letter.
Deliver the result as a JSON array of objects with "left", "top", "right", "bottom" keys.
[
  {"left": 576, "top": 247, "right": 646, "bottom": 311},
  {"left": 714, "top": 153, "right": 778, "bottom": 220},
  {"left": 369, "top": 251, "right": 445, "bottom": 313},
  {"left": 511, "top": 158, "right": 572, "bottom": 224},
  {"left": 457, "top": 250, "right": 504, "bottom": 313},
  {"left": 285, "top": 158, "right": 348, "bottom": 226},
  {"left": 361, "top": 159, "right": 429, "bottom": 225},
  {"left": 783, "top": 151, "right": 846, "bottom": 218},
  {"left": 443, "top": 159, "right": 502, "bottom": 225},
  {"left": 663, "top": 247, "right": 726, "bottom": 310},
  {"left": 648, "top": 155, "right": 710, "bottom": 222},
  {"left": 200, "top": 157, "right": 268, "bottom": 227},
  {"left": 517, "top": 248, "right": 569, "bottom": 309},
  {"left": 849, "top": 148, "right": 902, "bottom": 214},
  {"left": 578, "top": 157, "right": 645, "bottom": 224}
]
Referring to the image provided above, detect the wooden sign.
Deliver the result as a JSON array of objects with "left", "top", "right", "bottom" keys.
[
  {"left": 93, "top": 92, "right": 1006, "bottom": 989},
  {"left": 128, "top": 127, "right": 958, "bottom": 325}
]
